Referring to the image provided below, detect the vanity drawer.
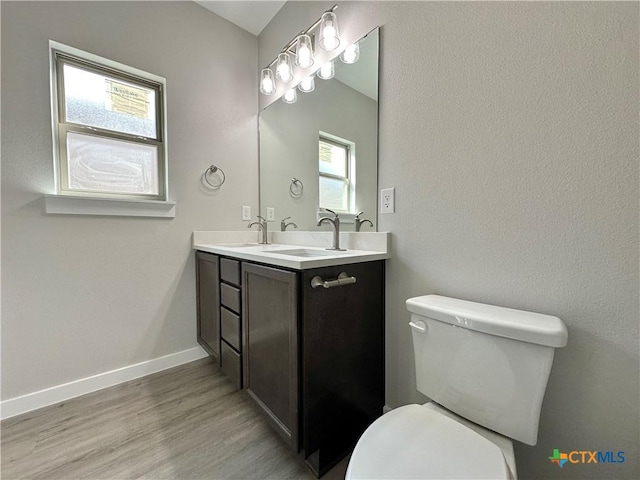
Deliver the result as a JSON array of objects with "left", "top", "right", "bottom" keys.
[
  {"left": 221, "top": 307, "right": 241, "bottom": 351},
  {"left": 220, "top": 283, "right": 241, "bottom": 313},
  {"left": 220, "top": 258, "right": 241, "bottom": 286},
  {"left": 221, "top": 340, "right": 242, "bottom": 389}
]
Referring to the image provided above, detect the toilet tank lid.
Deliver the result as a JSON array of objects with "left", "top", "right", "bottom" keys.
[{"left": 406, "top": 295, "right": 568, "bottom": 347}]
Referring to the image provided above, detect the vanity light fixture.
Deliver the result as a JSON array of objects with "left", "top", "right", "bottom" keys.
[
  {"left": 317, "top": 60, "right": 335, "bottom": 80},
  {"left": 260, "top": 68, "right": 276, "bottom": 95},
  {"left": 340, "top": 42, "right": 360, "bottom": 64},
  {"left": 259, "top": 5, "right": 340, "bottom": 98},
  {"left": 318, "top": 11, "right": 340, "bottom": 51},
  {"left": 276, "top": 52, "right": 293, "bottom": 82},
  {"left": 298, "top": 75, "right": 315, "bottom": 93},
  {"left": 282, "top": 87, "right": 297, "bottom": 104}
]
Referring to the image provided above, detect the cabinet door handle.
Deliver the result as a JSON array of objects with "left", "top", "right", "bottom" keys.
[{"left": 310, "top": 272, "right": 357, "bottom": 289}]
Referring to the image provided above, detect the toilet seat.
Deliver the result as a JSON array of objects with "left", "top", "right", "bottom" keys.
[{"left": 346, "top": 404, "right": 512, "bottom": 480}]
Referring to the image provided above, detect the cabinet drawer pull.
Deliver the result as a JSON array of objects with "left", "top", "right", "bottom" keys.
[{"left": 311, "top": 272, "right": 357, "bottom": 289}]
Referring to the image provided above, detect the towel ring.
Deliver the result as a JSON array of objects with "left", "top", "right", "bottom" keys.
[
  {"left": 204, "top": 165, "right": 226, "bottom": 188},
  {"left": 290, "top": 178, "right": 303, "bottom": 197}
]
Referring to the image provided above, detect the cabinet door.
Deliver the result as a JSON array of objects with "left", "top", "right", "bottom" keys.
[
  {"left": 301, "top": 261, "right": 385, "bottom": 476},
  {"left": 196, "top": 251, "right": 220, "bottom": 363},
  {"left": 242, "top": 263, "right": 299, "bottom": 450}
]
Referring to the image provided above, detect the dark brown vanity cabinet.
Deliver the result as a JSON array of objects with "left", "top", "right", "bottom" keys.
[
  {"left": 196, "top": 251, "right": 384, "bottom": 477},
  {"left": 196, "top": 251, "right": 220, "bottom": 361}
]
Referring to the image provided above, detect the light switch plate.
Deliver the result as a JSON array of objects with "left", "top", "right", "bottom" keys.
[
  {"left": 267, "top": 207, "right": 275, "bottom": 221},
  {"left": 242, "top": 205, "right": 251, "bottom": 221},
  {"left": 380, "top": 188, "right": 395, "bottom": 214}
]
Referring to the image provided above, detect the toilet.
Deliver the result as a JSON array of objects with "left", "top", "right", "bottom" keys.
[{"left": 346, "top": 294, "right": 568, "bottom": 480}]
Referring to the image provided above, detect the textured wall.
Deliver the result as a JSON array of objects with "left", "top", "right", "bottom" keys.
[
  {"left": 1, "top": 1, "right": 258, "bottom": 399},
  {"left": 261, "top": 2, "right": 639, "bottom": 479}
]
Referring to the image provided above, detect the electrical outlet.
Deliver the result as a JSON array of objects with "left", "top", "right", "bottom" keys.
[
  {"left": 242, "top": 205, "right": 251, "bottom": 221},
  {"left": 266, "top": 207, "right": 275, "bottom": 221},
  {"left": 380, "top": 188, "right": 395, "bottom": 214}
]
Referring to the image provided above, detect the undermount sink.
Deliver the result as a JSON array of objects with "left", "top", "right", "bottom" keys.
[
  {"left": 217, "top": 243, "right": 259, "bottom": 248},
  {"left": 273, "top": 248, "right": 346, "bottom": 257}
]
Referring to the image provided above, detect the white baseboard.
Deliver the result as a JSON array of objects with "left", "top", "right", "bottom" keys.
[{"left": 0, "top": 346, "right": 209, "bottom": 420}]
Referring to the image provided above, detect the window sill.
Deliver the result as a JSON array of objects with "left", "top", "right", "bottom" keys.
[{"left": 44, "top": 194, "right": 176, "bottom": 218}]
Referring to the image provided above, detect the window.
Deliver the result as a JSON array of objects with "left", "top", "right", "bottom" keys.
[
  {"left": 50, "top": 42, "right": 167, "bottom": 201},
  {"left": 318, "top": 135, "right": 355, "bottom": 213}
]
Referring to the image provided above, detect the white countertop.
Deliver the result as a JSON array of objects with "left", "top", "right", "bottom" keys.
[{"left": 193, "top": 231, "right": 390, "bottom": 270}]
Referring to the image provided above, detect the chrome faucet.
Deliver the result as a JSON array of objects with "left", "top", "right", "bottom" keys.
[
  {"left": 281, "top": 216, "right": 298, "bottom": 232},
  {"left": 317, "top": 209, "right": 346, "bottom": 251},
  {"left": 248, "top": 215, "right": 269, "bottom": 244},
  {"left": 354, "top": 211, "right": 374, "bottom": 232}
]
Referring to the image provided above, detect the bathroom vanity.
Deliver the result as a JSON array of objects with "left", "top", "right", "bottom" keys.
[{"left": 194, "top": 233, "right": 388, "bottom": 477}]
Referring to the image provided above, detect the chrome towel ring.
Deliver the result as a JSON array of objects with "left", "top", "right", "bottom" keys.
[
  {"left": 290, "top": 178, "right": 303, "bottom": 197},
  {"left": 204, "top": 165, "right": 226, "bottom": 188}
]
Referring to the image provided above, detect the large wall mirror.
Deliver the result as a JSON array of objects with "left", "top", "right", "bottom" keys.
[{"left": 259, "top": 27, "right": 379, "bottom": 231}]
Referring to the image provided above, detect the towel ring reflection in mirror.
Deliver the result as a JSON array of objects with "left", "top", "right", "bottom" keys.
[
  {"left": 203, "top": 165, "right": 226, "bottom": 188},
  {"left": 290, "top": 178, "right": 303, "bottom": 197}
]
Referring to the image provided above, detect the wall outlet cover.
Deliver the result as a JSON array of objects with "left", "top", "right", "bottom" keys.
[
  {"left": 242, "top": 205, "right": 251, "bottom": 221},
  {"left": 266, "top": 207, "right": 275, "bottom": 221},
  {"left": 380, "top": 188, "right": 395, "bottom": 214}
]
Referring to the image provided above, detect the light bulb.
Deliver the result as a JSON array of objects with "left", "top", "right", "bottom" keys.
[
  {"left": 319, "top": 12, "right": 340, "bottom": 51},
  {"left": 317, "top": 61, "right": 335, "bottom": 80},
  {"left": 298, "top": 46, "right": 311, "bottom": 67},
  {"left": 262, "top": 77, "right": 274, "bottom": 92},
  {"left": 259, "top": 68, "right": 276, "bottom": 95},
  {"left": 340, "top": 42, "right": 360, "bottom": 64},
  {"left": 298, "top": 75, "right": 315, "bottom": 93},
  {"left": 295, "top": 34, "right": 314, "bottom": 68},
  {"left": 276, "top": 53, "right": 293, "bottom": 82},
  {"left": 282, "top": 87, "right": 297, "bottom": 104}
]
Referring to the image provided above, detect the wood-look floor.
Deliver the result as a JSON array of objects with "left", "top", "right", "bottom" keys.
[{"left": 1, "top": 358, "right": 349, "bottom": 480}]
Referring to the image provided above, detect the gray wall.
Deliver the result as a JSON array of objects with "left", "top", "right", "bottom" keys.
[
  {"left": 261, "top": 2, "right": 639, "bottom": 479},
  {"left": 1, "top": 1, "right": 258, "bottom": 399},
  {"left": 260, "top": 77, "right": 377, "bottom": 230}
]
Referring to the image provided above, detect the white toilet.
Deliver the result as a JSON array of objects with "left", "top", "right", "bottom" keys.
[{"left": 346, "top": 294, "right": 568, "bottom": 480}]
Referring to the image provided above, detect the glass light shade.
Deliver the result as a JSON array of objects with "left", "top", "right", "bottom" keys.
[
  {"left": 276, "top": 53, "right": 293, "bottom": 82},
  {"left": 298, "top": 75, "right": 315, "bottom": 93},
  {"left": 319, "top": 12, "right": 340, "bottom": 51},
  {"left": 282, "top": 87, "right": 297, "bottom": 104},
  {"left": 340, "top": 42, "right": 360, "bottom": 64},
  {"left": 317, "top": 61, "right": 335, "bottom": 80},
  {"left": 260, "top": 68, "right": 276, "bottom": 95},
  {"left": 295, "top": 34, "right": 314, "bottom": 68}
]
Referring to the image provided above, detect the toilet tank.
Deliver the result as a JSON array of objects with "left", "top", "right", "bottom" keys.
[{"left": 407, "top": 295, "right": 567, "bottom": 446}]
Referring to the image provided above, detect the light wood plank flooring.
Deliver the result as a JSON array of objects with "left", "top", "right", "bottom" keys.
[{"left": 1, "top": 358, "right": 349, "bottom": 479}]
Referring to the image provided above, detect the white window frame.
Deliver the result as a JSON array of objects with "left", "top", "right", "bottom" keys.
[
  {"left": 318, "top": 132, "right": 356, "bottom": 214},
  {"left": 49, "top": 41, "right": 170, "bottom": 207}
]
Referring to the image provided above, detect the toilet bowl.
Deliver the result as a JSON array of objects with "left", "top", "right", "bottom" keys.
[
  {"left": 346, "top": 402, "right": 516, "bottom": 480},
  {"left": 346, "top": 295, "right": 567, "bottom": 480}
]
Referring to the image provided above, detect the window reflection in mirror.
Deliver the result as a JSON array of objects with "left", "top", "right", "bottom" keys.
[
  {"left": 259, "top": 27, "right": 379, "bottom": 231},
  {"left": 319, "top": 134, "right": 354, "bottom": 213}
]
